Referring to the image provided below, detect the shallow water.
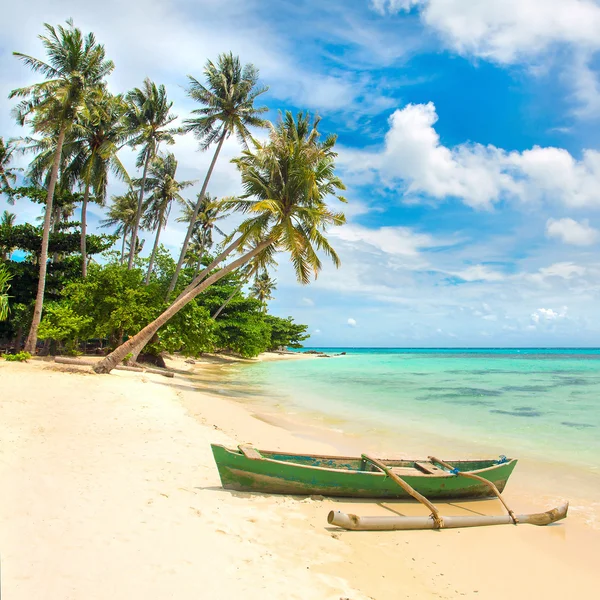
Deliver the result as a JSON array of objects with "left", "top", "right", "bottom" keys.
[{"left": 225, "top": 349, "right": 600, "bottom": 473}]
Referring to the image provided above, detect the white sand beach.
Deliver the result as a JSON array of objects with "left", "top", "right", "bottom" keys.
[{"left": 1, "top": 356, "right": 599, "bottom": 599}]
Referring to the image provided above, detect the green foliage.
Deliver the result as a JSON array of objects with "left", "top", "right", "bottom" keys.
[
  {"left": 264, "top": 315, "right": 309, "bottom": 350},
  {"left": 0, "top": 263, "right": 12, "bottom": 321},
  {"left": 2, "top": 351, "right": 31, "bottom": 362},
  {"left": 38, "top": 302, "right": 92, "bottom": 354}
]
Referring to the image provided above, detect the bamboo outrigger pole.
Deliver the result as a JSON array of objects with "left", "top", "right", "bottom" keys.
[
  {"left": 362, "top": 454, "right": 445, "bottom": 529},
  {"left": 428, "top": 456, "right": 518, "bottom": 524},
  {"left": 327, "top": 503, "right": 568, "bottom": 531}
]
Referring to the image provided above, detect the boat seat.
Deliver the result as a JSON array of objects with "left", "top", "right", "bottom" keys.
[
  {"left": 414, "top": 461, "right": 446, "bottom": 475},
  {"left": 390, "top": 466, "right": 422, "bottom": 476},
  {"left": 238, "top": 445, "right": 262, "bottom": 460}
]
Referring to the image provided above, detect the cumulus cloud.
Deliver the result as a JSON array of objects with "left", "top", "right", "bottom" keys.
[
  {"left": 370, "top": 0, "right": 600, "bottom": 116},
  {"left": 546, "top": 218, "right": 599, "bottom": 246},
  {"left": 347, "top": 318, "right": 357, "bottom": 327},
  {"left": 371, "top": 0, "right": 600, "bottom": 62},
  {"left": 342, "top": 102, "right": 600, "bottom": 209},
  {"left": 531, "top": 306, "right": 568, "bottom": 324}
]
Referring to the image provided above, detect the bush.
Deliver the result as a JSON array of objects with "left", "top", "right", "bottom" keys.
[{"left": 2, "top": 351, "right": 32, "bottom": 362}]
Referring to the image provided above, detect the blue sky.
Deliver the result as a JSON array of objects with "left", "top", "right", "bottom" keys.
[{"left": 2, "top": 0, "right": 600, "bottom": 347}]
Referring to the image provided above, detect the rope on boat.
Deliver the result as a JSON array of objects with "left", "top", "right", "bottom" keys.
[
  {"left": 362, "top": 454, "right": 445, "bottom": 529},
  {"left": 429, "top": 455, "right": 518, "bottom": 525}
]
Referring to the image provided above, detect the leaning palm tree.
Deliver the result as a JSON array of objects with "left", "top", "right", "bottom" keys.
[
  {"left": 10, "top": 19, "right": 114, "bottom": 353},
  {"left": 125, "top": 79, "right": 178, "bottom": 270},
  {"left": 94, "top": 111, "right": 346, "bottom": 373},
  {"left": 65, "top": 92, "right": 130, "bottom": 276},
  {"left": 176, "top": 193, "right": 227, "bottom": 279},
  {"left": 100, "top": 190, "right": 139, "bottom": 264},
  {"left": 141, "top": 152, "right": 194, "bottom": 284},
  {"left": 249, "top": 269, "right": 276, "bottom": 312},
  {"left": 167, "top": 53, "right": 269, "bottom": 296},
  {"left": 0, "top": 137, "right": 21, "bottom": 197}
]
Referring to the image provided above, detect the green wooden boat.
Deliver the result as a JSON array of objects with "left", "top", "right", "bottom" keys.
[{"left": 211, "top": 444, "right": 518, "bottom": 499}]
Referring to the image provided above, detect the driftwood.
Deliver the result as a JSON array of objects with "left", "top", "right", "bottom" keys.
[
  {"left": 362, "top": 454, "right": 444, "bottom": 528},
  {"left": 429, "top": 455, "right": 518, "bottom": 524},
  {"left": 327, "top": 503, "right": 568, "bottom": 531},
  {"left": 54, "top": 356, "right": 174, "bottom": 378}
]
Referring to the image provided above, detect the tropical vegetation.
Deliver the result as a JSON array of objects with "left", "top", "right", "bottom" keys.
[{"left": 0, "top": 19, "right": 346, "bottom": 369}]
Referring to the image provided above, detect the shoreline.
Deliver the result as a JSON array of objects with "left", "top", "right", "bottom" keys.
[{"left": 1, "top": 355, "right": 599, "bottom": 598}]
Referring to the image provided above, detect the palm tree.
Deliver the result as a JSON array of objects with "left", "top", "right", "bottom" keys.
[
  {"left": 0, "top": 263, "right": 13, "bottom": 321},
  {"left": 65, "top": 92, "right": 130, "bottom": 276},
  {"left": 100, "top": 190, "right": 138, "bottom": 264},
  {"left": 176, "top": 193, "right": 227, "bottom": 279},
  {"left": 125, "top": 79, "right": 178, "bottom": 270},
  {"left": 0, "top": 211, "right": 16, "bottom": 261},
  {"left": 250, "top": 269, "right": 276, "bottom": 312},
  {"left": 10, "top": 19, "right": 114, "bottom": 353},
  {"left": 0, "top": 137, "right": 20, "bottom": 197},
  {"left": 141, "top": 153, "right": 194, "bottom": 284},
  {"left": 167, "top": 53, "right": 269, "bottom": 296},
  {"left": 94, "top": 111, "right": 346, "bottom": 373}
]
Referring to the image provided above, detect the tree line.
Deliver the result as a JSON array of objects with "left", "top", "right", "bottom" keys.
[{"left": 0, "top": 19, "right": 346, "bottom": 371}]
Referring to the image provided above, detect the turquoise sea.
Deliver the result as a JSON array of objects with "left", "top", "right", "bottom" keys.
[{"left": 225, "top": 348, "right": 600, "bottom": 476}]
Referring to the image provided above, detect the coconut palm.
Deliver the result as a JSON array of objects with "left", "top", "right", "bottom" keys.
[
  {"left": 94, "top": 111, "right": 346, "bottom": 373},
  {"left": 0, "top": 263, "right": 12, "bottom": 321},
  {"left": 167, "top": 53, "right": 269, "bottom": 296},
  {"left": 0, "top": 137, "right": 21, "bottom": 197},
  {"left": 125, "top": 79, "right": 178, "bottom": 270},
  {"left": 65, "top": 92, "right": 130, "bottom": 276},
  {"left": 141, "top": 153, "right": 194, "bottom": 284},
  {"left": 176, "top": 193, "right": 227, "bottom": 280},
  {"left": 212, "top": 246, "right": 278, "bottom": 320},
  {"left": 100, "top": 190, "right": 139, "bottom": 264},
  {"left": 10, "top": 19, "right": 114, "bottom": 353},
  {"left": 250, "top": 269, "right": 276, "bottom": 312},
  {"left": 0, "top": 211, "right": 16, "bottom": 261}
]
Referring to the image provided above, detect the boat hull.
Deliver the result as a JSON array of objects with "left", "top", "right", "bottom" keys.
[{"left": 211, "top": 445, "right": 518, "bottom": 499}]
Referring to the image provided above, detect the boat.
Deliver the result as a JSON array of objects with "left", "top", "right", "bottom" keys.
[{"left": 210, "top": 444, "right": 518, "bottom": 499}]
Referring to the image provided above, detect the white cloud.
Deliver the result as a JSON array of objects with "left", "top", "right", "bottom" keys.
[
  {"left": 371, "top": 0, "right": 600, "bottom": 116},
  {"left": 531, "top": 306, "right": 568, "bottom": 324},
  {"left": 332, "top": 222, "right": 438, "bottom": 256},
  {"left": 372, "top": 0, "right": 600, "bottom": 62},
  {"left": 313, "top": 329, "right": 321, "bottom": 334},
  {"left": 538, "top": 262, "right": 587, "bottom": 279},
  {"left": 343, "top": 102, "right": 600, "bottom": 209},
  {"left": 301, "top": 297, "right": 315, "bottom": 306},
  {"left": 452, "top": 265, "right": 505, "bottom": 282},
  {"left": 347, "top": 318, "right": 357, "bottom": 327},
  {"left": 546, "top": 218, "right": 599, "bottom": 246}
]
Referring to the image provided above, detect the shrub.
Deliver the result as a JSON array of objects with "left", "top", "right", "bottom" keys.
[{"left": 2, "top": 351, "right": 32, "bottom": 362}]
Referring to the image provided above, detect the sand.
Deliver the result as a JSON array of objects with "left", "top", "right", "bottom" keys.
[{"left": 1, "top": 355, "right": 599, "bottom": 599}]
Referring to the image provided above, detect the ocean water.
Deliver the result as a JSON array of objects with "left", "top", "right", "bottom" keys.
[{"left": 225, "top": 348, "right": 600, "bottom": 473}]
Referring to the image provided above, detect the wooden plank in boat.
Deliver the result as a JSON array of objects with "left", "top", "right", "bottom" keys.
[
  {"left": 239, "top": 445, "right": 262, "bottom": 460},
  {"left": 390, "top": 466, "right": 422, "bottom": 477},
  {"left": 414, "top": 461, "right": 446, "bottom": 475}
]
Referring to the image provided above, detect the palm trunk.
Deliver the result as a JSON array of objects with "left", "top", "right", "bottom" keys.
[
  {"left": 81, "top": 181, "right": 90, "bottom": 278},
  {"left": 94, "top": 239, "right": 271, "bottom": 373},
  {"left": 193, "top": 248, "right": 204, "bottom": 279},
  {"left": 24, "top": 123, "right": 67, "bottom": 354},
  {"left": 145, "top": 205, "right": 166, "bottom": 285},
  {"left": 127, "top": 150, "right": 151, "bottom": 270},
  {"left": 125, "top": 236, "right": 242, "bottom": 364},
  {"left": 120, "top": 228, "right": 128, "bottom": 264},
  {"left": 212, "top": 279, "right": 246, "bottom": 320},
  {"left": 167, "top": 131, "right": 227, "bottom": 297}
]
